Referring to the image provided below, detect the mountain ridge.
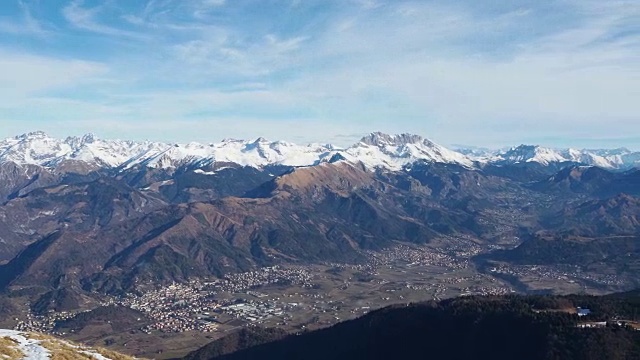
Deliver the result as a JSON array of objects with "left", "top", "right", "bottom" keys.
[{"left": 3, "top": 131, "right": 639, "bottom": 172}]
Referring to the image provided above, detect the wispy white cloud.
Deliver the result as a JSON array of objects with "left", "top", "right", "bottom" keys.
[
  {"left": 0, "top": 0, "right": 638, "bottom": 149},
  {"left": 62, "top": 0, "right": 149, "bottom": 40},
  {"left": 255, "top": 0, "right": 640, "bottom": 146},
  {"left": 173, "top": 32, "right": 308, "bottom": 78},
  {"left": 0, "top": 0, "right": 51, "bottom": 36}
]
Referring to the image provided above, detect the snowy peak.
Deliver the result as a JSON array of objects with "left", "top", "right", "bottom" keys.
[
  {"left": 64, "top": 133, "right": 98, "bottom": 147},
  {"left": 1, "top": 131, "right": 71, "bottom": 165},
  {"left": 13, "top": 131, "right": 49, "bottom": 140},
  {"left": 347, "top": 132, "right": 474, "bottom": 170},
  {"left": 359, "top": 132, "right": 424, "bottom": 147},
  {"left": 452, "top": 145, "right": 497, "bottom": 158},
  {"left": 138, "top": 138, "right": 334, "bottom": 169},
  {"left": 0, "top": 132, "right": 162, "bottom": 168},
  {"left": 499, "top": 145, "right": 568, "bottom": 165}
]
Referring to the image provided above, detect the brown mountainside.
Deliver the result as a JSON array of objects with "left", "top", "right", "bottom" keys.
[{"left": 0, "top": 162, "right": 444, "bottom": 294}]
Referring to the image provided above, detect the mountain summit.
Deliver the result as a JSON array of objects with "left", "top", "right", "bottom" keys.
[
  {"left": 359, "top": 132, "right": 425, "bottom": 146},
  {"left": 344, "top": 132, "right": 474, "bottom": 169}
]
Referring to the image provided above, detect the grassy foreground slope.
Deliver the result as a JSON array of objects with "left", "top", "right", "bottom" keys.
[{"left": 0, "top": 329, "right": 141, "bottom": 360}]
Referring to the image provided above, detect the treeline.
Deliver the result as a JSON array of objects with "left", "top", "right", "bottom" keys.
[{"left": 182, "top": 327, "right": 288, "bottom": 360}]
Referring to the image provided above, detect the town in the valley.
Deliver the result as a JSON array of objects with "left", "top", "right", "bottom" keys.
[{"left": 14, "top": 239, "right": 628, "bottom": 338}]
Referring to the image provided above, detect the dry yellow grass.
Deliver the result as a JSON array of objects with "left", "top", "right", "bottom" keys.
[
  {"left": 43, "top": 338, "right": 141, "bottom": 360},
  {"left": 95, "top": 347, "right": 137, "bottom": 360},
  {"left": 25, "top": 332, "right": 54, "bottom": 341},
  {"left": 40, "top": 339, "right": 94, "bottom": 360},
  {"left": 21, "top": 332, "right": 142, "bottom": 360},
  {"left": 0, "top": 336, "right": 24, "bottom": 359},
  {"left": 50, "top": 352, "right": 94, "bottom": 360}
]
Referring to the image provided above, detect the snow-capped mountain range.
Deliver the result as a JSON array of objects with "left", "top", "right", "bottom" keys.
[
  {"left": 460, "top": 145, "right": 640, "bottom": 170},
  {"left": 1, "top": 131, "right": 639, "bottom": 171}
]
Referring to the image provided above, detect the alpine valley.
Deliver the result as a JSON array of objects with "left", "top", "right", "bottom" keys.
[{"left": 0, "top": 131, "right": 639, "bottom": 358}]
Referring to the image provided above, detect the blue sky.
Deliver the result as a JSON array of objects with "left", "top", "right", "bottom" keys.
[{"left": 0, "top": 0, "right": 638, "bottom": 148}]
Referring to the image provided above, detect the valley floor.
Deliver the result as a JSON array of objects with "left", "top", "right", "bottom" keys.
[{"left": 4, "top": 237, "right": 634, "bottom": 359}]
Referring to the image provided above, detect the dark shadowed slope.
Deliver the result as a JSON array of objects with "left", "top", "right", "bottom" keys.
[{"left": 190, "top": 293, "right": 640, "bottom": 360}]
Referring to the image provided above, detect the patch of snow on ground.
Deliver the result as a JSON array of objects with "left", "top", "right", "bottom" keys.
[
  {"left": 0, "top": 329, "right": 129, "bottom": 360},
  {"left": 0, "top": 329, "right": 50, "bottom": 359}
]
